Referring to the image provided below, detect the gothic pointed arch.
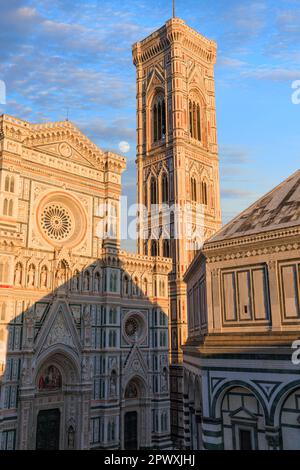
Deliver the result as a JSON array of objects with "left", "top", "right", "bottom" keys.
[
  {"left": 188, "top": 88, "right": 207, "bottom": 144},
  {"left": 149, "top": 88, "right": 166, "bottom": 145}
]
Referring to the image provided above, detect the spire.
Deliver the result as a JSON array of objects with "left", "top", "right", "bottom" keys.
[{"left": 172, "top": 0, "right": 176, "bottom": 18}]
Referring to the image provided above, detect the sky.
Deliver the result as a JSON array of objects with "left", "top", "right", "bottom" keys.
[{"left": 0, "top": 0, "right": 299, "bottom": 252}]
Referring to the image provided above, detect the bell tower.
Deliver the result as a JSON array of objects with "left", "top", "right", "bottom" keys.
[{"left": 132, "top": 17, "right": 221, "bottom": 444}]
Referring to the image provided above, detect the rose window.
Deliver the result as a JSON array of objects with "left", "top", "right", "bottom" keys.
[
  {"left": 36, "top": 192, "right": 87, "bottom": 248},
  {"left": 41, "top": 204, "right": 73, "bottom": 241},
  {"left": 125, "top": 317, "right": 139, "bottom": 337},
  {"left": 123, "top": 313, "right": 146, "bottom": 344}
]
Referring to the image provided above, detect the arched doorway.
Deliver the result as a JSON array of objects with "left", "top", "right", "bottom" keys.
[
  {"left": 220, "top": 386, "right": 266, "bottom": 450},
  {"left": 122, "top": 377, "right": 150, "bottom": 450},
  {"left": 280, "top": 387, "right": 300, "bottom": 450},
  {"left": 29, "top": 351, "right": 84, "bottom": 450}
]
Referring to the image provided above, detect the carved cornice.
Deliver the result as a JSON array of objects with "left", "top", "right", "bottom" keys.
[
  {"left": 204, "top": 230, "right": 300, "bottom": 264},
  {"left": 132, "top": 18, "right": 216, "bottom": 66},
  {"left": 0, "top": 114, "right": 126, "bottom": 174},
  {"left": 204, "top": 226, "right": 300, "bottom": 255}
]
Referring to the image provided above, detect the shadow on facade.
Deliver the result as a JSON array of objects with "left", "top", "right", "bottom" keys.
[{"left": 0, "top": 247, "right": 171, "bottom": 450}]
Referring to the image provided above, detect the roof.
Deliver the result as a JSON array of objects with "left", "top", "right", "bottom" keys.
[{"left": 209, "top": 169, "right": 300, "bottom": 243}]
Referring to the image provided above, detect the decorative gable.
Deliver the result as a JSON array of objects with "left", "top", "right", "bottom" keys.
[{"left": 35, "top": 301, "right": 81, "bottom": 357}]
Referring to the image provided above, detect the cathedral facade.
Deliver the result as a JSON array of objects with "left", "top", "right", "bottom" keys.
[
  {"left": 1, "top": 12, "right": 299, "bottom": 452},
  {"left": 0, "top": 114, "right": 172, "bottom": 450}
]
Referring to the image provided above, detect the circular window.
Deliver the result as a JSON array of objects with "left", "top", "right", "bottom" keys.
[
  {"left": 123, "top": 312, "right": 146, "bottom": 344},
  {"left": 36, "top": 191, "right": 87, "bottom": 248},
  {"left": 125, "top": 317, "right": 139, "bottom": 337},
  {"left": 41, "top": 203, "right": 73, "bottom": 241}
]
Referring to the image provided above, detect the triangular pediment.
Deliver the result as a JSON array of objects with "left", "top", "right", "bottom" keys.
[
  {"left": 124, "top": 345, "right": 148, "bottom": 378},
  {"left": 229, "top": 407, "right": 257, "bottom": 421},
  {"left": 35, "top": 301, "right": 81, "bottom": 356},
  {"left": 188, "top": 65, "right": 205, "bottom": 95},
  {"left": 33, "top": 141, "right": 97, "bottom": 168},
  {"left": 24, "top": 121, "right": 105, "bottom": 170},
  {"left": 147, "top": 66, "right": 165, "bottom": 93}
]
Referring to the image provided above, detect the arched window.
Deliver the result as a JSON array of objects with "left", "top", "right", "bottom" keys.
[
  {"left": 163, "top": 239, "right": 170, "bottom": 258},
  {"left": 153, "top": 104, "right": 158, "bottom": 142},
  {"left": 8, "top": 200, "right": 13, "bottom": 216},
  {"left": 151, "top": 240, "right": 158, "bottom": 257},
  {"left": 189, "top": 99, "right": 202, "bottom": 141},
  {"left": 162, "top": 280, "right": 166, "bottom": 297},
  {"left": 150, "top": 176, "right": 157, "bottom": 205},
  {"left": 109, "top": 308, "right": 117, "bottom": 324},
  {"left": 201, "top": 181, "right": 208, "bottom": 206},
  {"left": 191, "top": 177, "right": 197, "bottom": 202},
  {"left": 4, "top": 176, "right": 15, "bottom": 193},
  {"left": 5, "top": 176, "right": 10, "bottom": 192},
  {"left": 10, "top": 177, "right": 15, "bottom": 193},
  {"left": 152, "top": 93, "right": 166, "bottom": 143},
  {"left": 3, "top": 199, "right": 8, "bottom": 216},
  {"left": 161, "top": 173, "right": 169, "bottom": 203},
  {"left": 108, "top": 330, "right": 117, "bottom": 347}
]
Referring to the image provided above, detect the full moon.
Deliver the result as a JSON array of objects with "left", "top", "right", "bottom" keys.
[{"left": 118, "top": 141, "right": 130, "bottom": 153}]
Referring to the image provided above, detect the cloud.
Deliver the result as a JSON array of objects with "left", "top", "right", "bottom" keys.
[
  {"left": 242, "top": 67, "right": 300, "bottom": 82},
  {"left": 221, "top": 188, "right": 255, "bottom": 200},
  {"left": 76, "top": 117, "right": 135, "bottom": 146},
  {"left": 219, "top": 146, "right": 251, "bottom": 165},
  {"left": 218, "top": 57, "right": 247, "bottom": 69},
  {"left": 218, "top": 1, "right": 268, "bottom": 51}
]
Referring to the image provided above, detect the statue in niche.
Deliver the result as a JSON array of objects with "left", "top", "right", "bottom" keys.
[
  {"left": 40, "top": 266, "right": 48, "bottom": 288},
  {"left": 56, "top": 261, "right": 67, "bottom": 287},
  {"left": 83, "top": 305, "right": 91, "bottom": 326},
  {"left": 25, "top": 305, "right": 34, "bottom": 326},
  {"left": 81, "top": 356, "right": 92, "bottom": 381},
  {"left": 14, "top": 263, "right": 22, "bottom": 285},
  {"left": 67, "top": 426, "right": 75, "bottom": 449},
  {"left": 27, "top": 265, "right": 35, "bottom": 287},
  {"left": 109, "top": 371, "right": 117, "bottom": 397},
  {"left": 161, "top": 367, "right": 168, "bottom": 392},
  {"left": 83, "top": 271, "right": 90, "bottom": 291},
  {"left": 94, "top": 272, "right": 100, "bottom": 292},
  {"left": 72, "top": 271, "right": 79, "bottom": 291}
]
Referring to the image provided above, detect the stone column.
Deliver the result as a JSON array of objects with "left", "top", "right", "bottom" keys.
[
  {"left": 201, "top": 416, "right": 223, "bottom": 450},
  {"left": 17, "top": 387, "right": 35, "bottom": 449}
]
